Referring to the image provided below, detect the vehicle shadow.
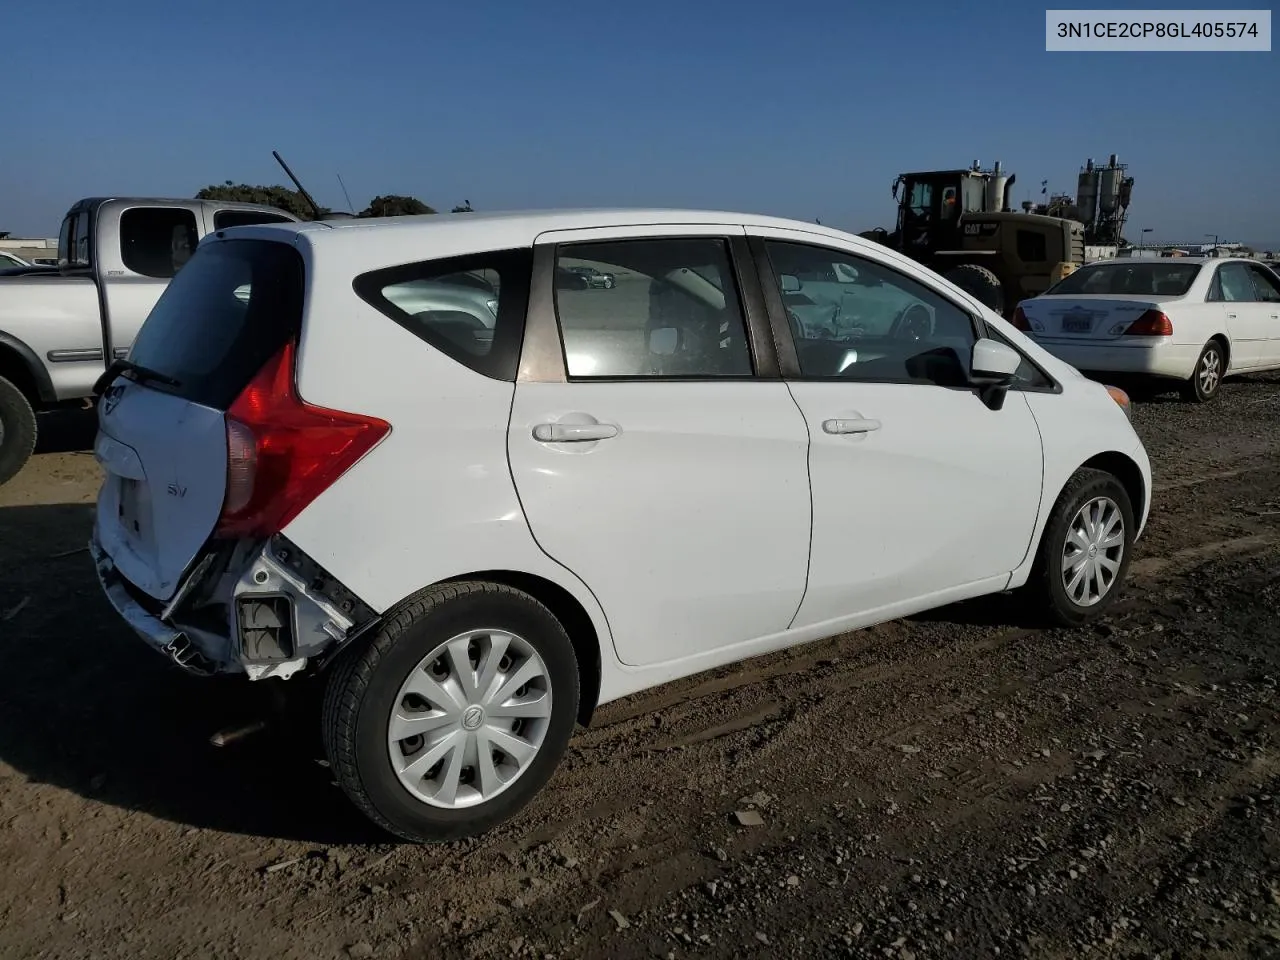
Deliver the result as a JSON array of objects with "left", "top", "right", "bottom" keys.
[
  {"left": 905, "top": 591, "right": 1046, "bottom": 629},
  {"left": 35, "top": 407, "right": 100, "bottom": 454},
  {"left": 0, "top": 502, "right": 385, "bottom": 845}
]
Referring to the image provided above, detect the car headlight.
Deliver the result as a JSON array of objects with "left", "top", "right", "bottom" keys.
[
  {"left": 486, "top": 298, "right": 499, "bottom": 317},
  {"left": 1105, "top": 384, "right": 1132, "bottom": 420}
]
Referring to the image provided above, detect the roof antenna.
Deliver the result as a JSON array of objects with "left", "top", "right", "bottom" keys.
[
  {"left": 336, "top": 172, "right": 355, "bottom": 213},
  {"left": 272, "top": 150, "right": 324, "bottom": 220}
]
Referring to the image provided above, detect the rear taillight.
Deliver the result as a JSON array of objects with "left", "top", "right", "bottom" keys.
[
  {"left": 1123, "top": 310, "right": 1174, "bottom": 336},
  {"left": 215, "top": 340, "right": 390, "bottom": 539},
  {"left": 1011, "top": 305, "right": 1031, "bottom": 331}
]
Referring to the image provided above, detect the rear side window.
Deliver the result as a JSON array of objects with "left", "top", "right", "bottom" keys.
[
  {"left": 119, "top": 207, "right": 200, "bottom": 279},
  {"left": 213, "top": 210, "right": 296, "bottom": 230},
  {"left": 353, "top": 249, "right": 532, "bottom": 381},
  {"left": 126, "top": 239, "right": 304, "bottom": 409}
]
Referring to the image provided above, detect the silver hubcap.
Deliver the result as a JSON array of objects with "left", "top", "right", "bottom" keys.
[
  {"left": 1062, "top": 496, "right": 1125, "bottom": 607},
  {"left": 387, "top": 629, "right": 552, "bottom": 809},
  {"left": 1198, "top": 349, "right": 1221, "bottom": 395}
]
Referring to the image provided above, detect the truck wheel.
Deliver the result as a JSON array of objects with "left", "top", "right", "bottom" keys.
[
  {"left": 944, "top": 264, "right": 1005, "bottom": 316},
  {"left": 0, "top": 375, "right": 37, "bottom": 486}
]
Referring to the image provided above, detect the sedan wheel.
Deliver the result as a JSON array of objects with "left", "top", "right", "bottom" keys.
[
  {"left": 1025, "top": 467, "right": 1135, "bottom": 627},
  {"left": 323, "top": 581, "right": 579, "bottom": 843},
  {"left": 1182, "top": 341, "right": 1224, "bottom": 403}
]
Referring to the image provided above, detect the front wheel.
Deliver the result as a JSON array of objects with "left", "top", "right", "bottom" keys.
[
  {"left": 1023, "top": 467, "right": 1135, "bottom": 628},
  {"left": 322, "top": 581, "right": 580, "bottom": 843},
  {"left": 1180, "top": 340, "right": 1224, "bottom": 403},
  {"left": 0, "top": 375, "right": 37, "bottom": 486}
]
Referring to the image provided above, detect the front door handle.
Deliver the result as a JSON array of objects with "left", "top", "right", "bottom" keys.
[
  {"left": 822, "top": 417, "right": 881, "bottom": 435},
  {"left": 532, "top": 422, "right": 619, "bottom": 443},
  {"left": 1227, "top": 312, "right": 1238, "bottom": 319}
]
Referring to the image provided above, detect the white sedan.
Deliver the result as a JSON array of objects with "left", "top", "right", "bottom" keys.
[
  {"left": 89, "top": 207, "right": 1150, "bottom": 842},
  {"left": 1012, "top": 257, "right": 1280, "bottom": 402}
]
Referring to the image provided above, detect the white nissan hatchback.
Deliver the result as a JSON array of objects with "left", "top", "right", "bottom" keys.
[{"left": 90, "top": 209, "right": 1151, "bottom": 843}]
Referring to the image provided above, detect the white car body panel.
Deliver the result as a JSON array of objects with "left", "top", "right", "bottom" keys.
[
  {"left": 508, "top": 378, "right": 812, "bottom": 668},
  {"left": 88, "top": 208, "right": 1152, "bottom": 717}
]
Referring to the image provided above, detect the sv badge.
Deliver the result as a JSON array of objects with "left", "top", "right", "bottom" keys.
[{"left": 167, "top": 482, "right": 187, "bottom": 499}]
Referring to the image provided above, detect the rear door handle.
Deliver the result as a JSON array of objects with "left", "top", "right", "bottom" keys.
[
  {"left": 1227, "top": 312, "right": 1238, "bottom": 319},
  {"left": 532, "top": 422, "right": 619, "bottom": 443},
  {"left": 822, "top": 418, "right": 881, "bottom": 435}
]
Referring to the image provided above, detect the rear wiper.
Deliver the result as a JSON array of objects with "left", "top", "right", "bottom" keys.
[{"left": 93, "top": 358, "right": 181, "bottom": 396}]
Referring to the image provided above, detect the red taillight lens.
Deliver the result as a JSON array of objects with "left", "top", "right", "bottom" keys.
[
  {"left": 1011, "top": 305, "right": 1030, "bottom": 331},
  {"left": 215, "top": 340, "right": 390, "bottom": 539},
  {"left": 1124, "top": 310, "right": 1174, "bottom": 336}
]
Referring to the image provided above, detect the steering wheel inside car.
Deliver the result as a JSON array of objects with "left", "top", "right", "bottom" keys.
[{"left": 891, "top": 302, "right": 934, "bottom": 340}]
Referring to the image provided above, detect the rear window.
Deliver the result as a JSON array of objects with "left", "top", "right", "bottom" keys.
[
  {"left": 1048, "top": 261, "right": 1201, "bottom": 296},
  {"left": 126, "top": 239, "right": 304, "bottom": 410},
  {"left": 213, "top": 209, "right": 297, "bottom": 230}
]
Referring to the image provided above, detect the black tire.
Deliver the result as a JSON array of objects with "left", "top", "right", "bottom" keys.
[
  {"left": 0, "top": 374, "right": 37, "bottom": 487},
  {"left": 944, "top": 263, "right": 1005, "bottom": 315},
  {"left": 1180, "top": 340, "right": 1224, "bottom": 403},
  {"left": 322, "top": 581, "right": 580, "bottom": 843},
  {"left": 1023, "top": 467, "right": 1135, "bottom": 628}
]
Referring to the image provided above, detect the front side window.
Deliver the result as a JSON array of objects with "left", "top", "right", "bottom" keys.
[
  {"left": 764, "top": 239, "right": 977, "bottom": 386},
  {"left": 354, "top": 249, "right": 531, "bottom": 381},
  {"left": 119, "top": 207, "right": 199, "bottom": 279},
  {"left": 554, "top": 237, "right": 753, "bottom": 379}
]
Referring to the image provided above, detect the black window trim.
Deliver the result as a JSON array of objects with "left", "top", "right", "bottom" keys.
[
  {"left": 352, "top": 246, "right": 533, "bottom": 382},
  {"left": 547, "top": 232, "right": 779, "bottom": 383},
  {"left": 749, "top": 234, "right": 1063, "bottom": 395}
]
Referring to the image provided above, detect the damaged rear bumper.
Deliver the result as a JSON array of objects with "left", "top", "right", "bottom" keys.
[{"left": 90, "top": 528, "right": 378, "bottom": 680}]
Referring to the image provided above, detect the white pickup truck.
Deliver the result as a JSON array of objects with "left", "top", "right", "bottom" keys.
[{"left": 0, "top": 197, "right": 301, "bottom": 483}]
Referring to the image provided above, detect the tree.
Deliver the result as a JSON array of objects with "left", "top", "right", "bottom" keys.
[
  {"left": 195, "top": 181, "right": 329, "bottom": 220},
  {"left": 359, "top": 195, "right": 436, "bottom": 218}
]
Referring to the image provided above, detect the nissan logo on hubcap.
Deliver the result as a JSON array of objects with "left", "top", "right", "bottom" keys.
[{"left": 462, "top": 705, "right": 485, "bottom": 730}]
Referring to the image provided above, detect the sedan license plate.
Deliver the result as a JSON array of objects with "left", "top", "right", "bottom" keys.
[{"left": 1062, "top": 315, "right": 1093, "bottom": 333}]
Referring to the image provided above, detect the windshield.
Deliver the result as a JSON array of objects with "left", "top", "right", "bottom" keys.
[{"left": 1049, "top": 261, "right": 1202, "bottom": 296}]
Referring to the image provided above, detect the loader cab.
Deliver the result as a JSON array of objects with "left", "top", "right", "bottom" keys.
[{"left": 894, "top": 170, "right": 991, "bottom": 256}]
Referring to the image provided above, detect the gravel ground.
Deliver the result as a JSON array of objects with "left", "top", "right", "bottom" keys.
[{"left": 2, "top": 378, "right": 1279, "bottom": 960}]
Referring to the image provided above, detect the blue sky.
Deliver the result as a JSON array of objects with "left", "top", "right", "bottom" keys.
[{"left": 2, "top": 0, "right": 1276, "bottom": 245}]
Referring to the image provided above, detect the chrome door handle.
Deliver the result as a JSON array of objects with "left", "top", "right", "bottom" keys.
[
  {"left": 1226, "top": 312, "right": 1238, "bottom": 319},
  {"left": 532, "top": 422, "right": 619, "bottom": 442},
  {"left": 822, "top": 418, "right": 881, "bottom": 435}
]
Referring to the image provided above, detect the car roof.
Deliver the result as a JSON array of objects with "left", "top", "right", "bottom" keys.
[{"left": 215, "top": 207, "right": 855, "bottom": 246}]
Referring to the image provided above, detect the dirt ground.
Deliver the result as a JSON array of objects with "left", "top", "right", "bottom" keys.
[{"left": 2, "top": 380, "right": 1280, "bottom": 960}]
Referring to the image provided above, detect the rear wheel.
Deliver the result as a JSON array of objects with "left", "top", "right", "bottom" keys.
[
  {"left": 322, "top": 581, "right": 580, "bottom": 843},
  {"left": 944, "top": 263, "right": 1005, "bottom": 315},
  {"left": 0, "top": 375, "right": 37, "bottom": 486},
  {"left": 1180, "top": 340, "right": 1224, "bottom": 403},
  {"left": 1023, "top": 467, "right": 1135, "bottom": 628}
]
